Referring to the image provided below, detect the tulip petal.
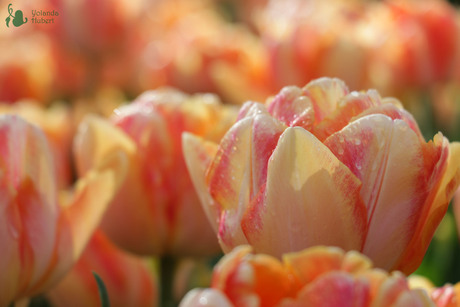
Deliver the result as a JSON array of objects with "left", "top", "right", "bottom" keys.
[
  {"left": 353, "top": 99, "right": 424, "bottom": 140},
  {"left": 394, "top": 141, "right": 460, "bottom": 274},
  {"left": 212, "top": 245, "right": 294, "bottom": 307},
  {"left": 206, "top": 114, "right": 285, "bottom": 251},
  {"left": 244, "top": 127, "right": 367, "bottom": 258},
  {"left": 42, "top": 149, "right": 128, "bottom": 290},
  {"left": 325, "top": 114, "right": 447, "bottom": 272},
  {"left": 73, "top": 114, "right": 136, "bottom": 176},
  {"left": 47, "top": 231, "right": 158, "bottom": 307},
  {"left": 313, "top": 90, "right": 381, "bottom": 141},
  {"left": 0, "top": 115, "right": 58, "bottom": 302},
  {"left": 303, "top": 77, "right": 349, "bottom": 123},
  {"left": 182, "top": 133, "right": 220, "bottom": 232},
  {"left": 283, "top": 272, "right": 370, "bottom": 307},
  {"left": 283, "top": 246, "right": 371, "bottom": 285},
  {"left": 180, "top": 289, "right": 234, "bottom": 307},
  {"left": 370, "top": 272, "right": 432, "bottom": 307},
  {"left": 266, "top": 86, "right": 315, "bottom": 130}
]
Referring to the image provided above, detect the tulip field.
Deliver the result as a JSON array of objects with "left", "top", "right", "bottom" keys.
[{"left": 1, "top": 0, "right": 460, "bottom": 306}]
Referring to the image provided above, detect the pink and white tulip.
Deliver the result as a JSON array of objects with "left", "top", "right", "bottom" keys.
[
  {"left": 0, "top": 115, "right": 127, "bottom": 306},
  {"left": 183, "top": 77, "right": 460, "bottom": 275},
  {"left": 74, "top": 89, "right": 237, "bottom": 256}
]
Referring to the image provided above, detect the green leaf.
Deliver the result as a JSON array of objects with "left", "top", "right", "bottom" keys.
[
  {"left": 93, "top": 272, "right": 110, "bottom": 307},
  {"left": 5, "top": 16, "right": 10, "bottom": 27}
]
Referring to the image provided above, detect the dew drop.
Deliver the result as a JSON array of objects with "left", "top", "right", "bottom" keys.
[
  {"left": 354, "top": 139, "right": 361, "bottom": 145},
  {"left": 356, "top": 163, "right": 362, "bottom": 170},
  {"left": 337, "top": 147, "right": 344, "bottom": 155},
  {"left": 338, "top": 135, "right": 344, "bottom": 143}
]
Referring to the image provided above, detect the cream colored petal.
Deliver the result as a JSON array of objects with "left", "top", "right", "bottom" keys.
[
  {"left": 42, "top": 149, "right": 129, "bottom": 291},
  {"left": 73, "top": 114, "right": 136, "bottom": 177},
  {"left": 245, "top": 127, "right": 367, "bottom": 258},
  {"left": 182, "top": 132, "right": 220, "bottom": 232}
]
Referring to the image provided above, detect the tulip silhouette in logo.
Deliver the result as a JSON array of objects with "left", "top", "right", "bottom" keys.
[{"left": 5, "top": 4, "right": 28, "bottom": 28}]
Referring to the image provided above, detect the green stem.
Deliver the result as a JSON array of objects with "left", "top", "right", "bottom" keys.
[{"left": 160, "top": 256, "right": 178, "bottom": 307}]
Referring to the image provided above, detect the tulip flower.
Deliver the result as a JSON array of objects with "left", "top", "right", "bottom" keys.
[
  {"left": 0, "top": 115, "right": 127, "bottom": 306},
  {"left": 257, "top": 0, "right": 460, "bottom": 98},
  {"left": 74, "top": 89, "right": 237, "bottom": 256},
  {"left": 136, "top": 0, "right": 273, "bottom": 104},
  {"left": 183, "top": 77, "right": 460, "bottom": 275},
  {"left": 47, "top": 230, "right": 158, "bottom": 307},
  {"left": 180, "top": 245, "right": 433, "bottom": 307},
  {"left": 0, "top": 101, "right": 73, "bottom": 188}
]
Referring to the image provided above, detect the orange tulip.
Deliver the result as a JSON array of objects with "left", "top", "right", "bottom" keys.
[
  {"left": 180, "top": 245, "right": 433, "bottom": 307},
  {"left": 47, "top": 230, "right": 158, "bottom": 307},
  {"left": 183, "top": 77, "right": 460, "bottom": 275},
  {"left": 74, "top": 89, "right": 237, "bottom": 256},
  {"left": 0, "top": 115, "right": 127, "bottom": 306}
]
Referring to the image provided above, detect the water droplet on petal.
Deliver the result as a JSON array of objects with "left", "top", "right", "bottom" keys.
[
  {"left": 338, "top": 147, "right": 344, "bottom": 155},
  {"left": 354, "top": 139, "right": 361, "bottom": 145}
]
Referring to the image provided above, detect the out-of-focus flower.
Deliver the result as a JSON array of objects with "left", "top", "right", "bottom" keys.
[
  {"left": 180, "top": 245, "right": 433, "bottom": 307},
  {"left": 256, "top": 0, "right": 460, "bottom": 98},
  {"left": 0, "top": 101, "right": 73, "bottom": 188},
  {"left": 0, "top": 115, "right": 127, "bottom": 306},
  {"left": 409, "top": 275, "right": 460, "bottom": 307},
  {"left": 74, "top": 89, "right": 237, "bottom": 256},
  {"left": 183, "top": 77, "right": 460, "bottom": 275},
  {"left": 47, "top": 230, "right": 158, "bottom": 307},
  {"left": 136, "top": 0, "right": 273, "bottom": 104},
  {"left": 0, "top": 32, "right": 55, "bottom": 104}
]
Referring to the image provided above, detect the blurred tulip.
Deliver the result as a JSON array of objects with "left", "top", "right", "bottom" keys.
[
  {"left": 0, "top": 101, "right": 73, "bottom": 188},
  {"left": 74, "top": 89, "right": 237, "bottom": 256},
  {"left": 47, "top": 230, "right": 158, "bottom": 307},
  {"left": 180, "top": 245, "right": 433, "bottom": 307},
  {"left": 0, "top": 32, "right": 55, "bottom": 104},
  {"left": 257, "top": 0, "right": 460, "bottom": 99},
  {"left": 137, "top": 0, "right": 273, "bottom": 104},
  {"left": 0, "top": 115, "right": 127, "bottom": 306},
  {"left": 183, "top": 77, "right": 460, "bottom": 275}
]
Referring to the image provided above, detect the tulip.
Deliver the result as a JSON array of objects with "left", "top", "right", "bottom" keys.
[
  {"left": 136, "top": 0, "right": 273, "bottom": 104},
  {"left": 257, "top": 0, "right": 460, "bottom": 97},
  {"left": 179, "top": 245, "right": 433, "bottom": 307},
  {"left": 0, "top": 115, "right": 127, "bottom": 306},
  {"left": 74, "top": 89, "right": 237, "bottom": 256},
  {"left": 183, "top": 77, "right": 460, "bottom": 275},
  {"left": 0, "top": 101, "right": 73, "bottom": 188},
  {"left": 47, "top": 230, "right": 158, "bottom": 307}
]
